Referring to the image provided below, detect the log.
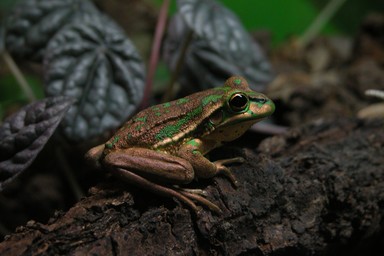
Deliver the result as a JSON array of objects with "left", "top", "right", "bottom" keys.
[{"left": 0, "top": 118, "right": 383, "bottom": 255}]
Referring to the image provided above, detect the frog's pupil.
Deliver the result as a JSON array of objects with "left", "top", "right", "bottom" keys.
[{"left": 230, "top": 93, "right": 248, "bottom": 111}]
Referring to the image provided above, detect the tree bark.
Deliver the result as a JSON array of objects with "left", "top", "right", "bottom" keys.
[{"left": 1, "top": 118, "right": 383, "bottom": 255}]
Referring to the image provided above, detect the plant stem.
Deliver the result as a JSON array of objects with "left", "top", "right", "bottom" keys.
[
  {"left": 298, "top": 0, "right": 347, "bottom": 48},
  {"left": 0, "top": 221, "right": 11, "bottom": 237},
  {"left": 55, "top": 148, "right": 83, "bottom": 201},
  {"left": 161, "top": 29, "right": 194, "bottom": 103},
  {"left": 141, "top": 0, "right": 171, "bottom": 109},
  {"left": 1, "top": 50, "right": 36, "bottom": 102}
]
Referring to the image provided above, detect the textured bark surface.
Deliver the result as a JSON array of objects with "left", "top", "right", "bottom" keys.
[{"left": 0, "top": 118, "right": 383, "bottom": 255}]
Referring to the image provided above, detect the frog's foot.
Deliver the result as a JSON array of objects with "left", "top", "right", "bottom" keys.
[
  {"left": 174, "top": 187, "right": 222, "bottom": 214},
  {"left": 214, "top": 157, "right": 244, "bottom": 187},
  {"left": 111, "top": 168, "right": 203, "bottom": 214},
  {"left": 178, "top": 190, "right": 222, "bottom": 214}
]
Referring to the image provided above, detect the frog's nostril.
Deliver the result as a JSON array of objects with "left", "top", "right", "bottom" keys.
[{"left": 256, "top": 98, "right": 267, "bottom": 104}]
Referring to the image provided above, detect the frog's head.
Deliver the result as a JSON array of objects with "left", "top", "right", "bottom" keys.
[{"left": 203, "top": 76, "right": 275, "bottom": 142}]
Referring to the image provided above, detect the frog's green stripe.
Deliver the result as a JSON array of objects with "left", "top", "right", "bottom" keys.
[
  {"left": 177, "top": 98, "right": 189, "bottom": 104},
  {"left": 187, "top": 139, "right": 199, "bottom": 147},
  {"left": 136, "top": 124, "right": 144, "bottom": 131},
  {"left": 202, "top": 94, "right": 222, "bottom": 106},
  {"left": 155, "top": 105, "right": 203, "bottom": 141},
  {"left": 163, "top": 102, "right": 171, "bottom": 108},
  {"left": 134, "top": 116, "right": 147, "bottom": 122},
  {"left": 214, "top": 86, "right": 231, "bottom": 92},
  {"left": 155, "top": 93, "right": 223, "bottom": 141},
  {"left": 105, "top": 135, "right": 120, "bottom": 148}
]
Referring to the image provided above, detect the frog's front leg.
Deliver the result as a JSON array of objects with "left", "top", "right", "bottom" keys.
[{"left": 178, "top": 139, "right": 244, "bottom": 187}]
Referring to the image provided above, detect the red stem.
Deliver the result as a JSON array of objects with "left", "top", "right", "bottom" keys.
[{"left": 140, "top": 0, "right": 171, "bottom": 109}]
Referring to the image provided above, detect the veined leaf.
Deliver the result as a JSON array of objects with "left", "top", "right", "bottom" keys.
[
  {"left": 44, "top": 15, "right": 145, "bottom": 142},
  {"left": 4, "top": 0, "right": 99, "bottom": 61},
  {"left": 163, "top": 0, "right": 273, "bottom": 91},
  {"left": 0, "top": 96, "right": 74, "bottom": 191}
]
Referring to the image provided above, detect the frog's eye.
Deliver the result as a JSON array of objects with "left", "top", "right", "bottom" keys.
[{"left": 229, "top": 93, "right": 249, "bottom": 112}]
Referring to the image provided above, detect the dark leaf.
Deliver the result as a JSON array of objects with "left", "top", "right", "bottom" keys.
[
  {"left": 44, "top": 15, "right": 145, "bottom": 142},
  {"left": 163, "top": 0, "right": 273, "bottom": 91},
  {"left": 0, "top": 96, "right": 74, "bottom": 191},
  {"left": 4, "top": 0, "right": 99, "bottom": 61}
]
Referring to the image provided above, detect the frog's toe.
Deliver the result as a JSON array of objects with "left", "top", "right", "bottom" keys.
[
  {"left": 175, "top": 187, "right": 208, "bottom": 196},
  {"left": 179, "top": 190, "right": 222, "bottom": 214},
  {"left": 214, "top": 165, "right": 239, "bottom": 188},
  {"left": 214, "top": 157, "right": 245, "bottom": 166},
  {"left": 213, "top": 157, "right": 244, "bottom": 187}
]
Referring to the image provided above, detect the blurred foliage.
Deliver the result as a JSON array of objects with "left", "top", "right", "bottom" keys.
[
  {"left": 0, "top": 75, "right": 44, "bottom": 120},
  {"left": 312, "top": 0, "right": 384, "bottom": 35},
  {"left": 1, "top": 0, "right": 383, "bottom": 121},
  {"left": 2, "top": 0, "right": 383, "bottom": 45},
  {"left": 0, "top": 0, "right": 13, "bottom": 9},
  {"left": 163, "top": 0, "right": 273, "bottom": 93},
  {"left": 152, "top": 0, "right": 384, "bottom": 44}
]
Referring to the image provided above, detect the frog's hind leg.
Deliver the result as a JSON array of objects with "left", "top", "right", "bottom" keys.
[
  {"left": 111, "top": 167, "right": 203, "bottom": 214},
  {"left": 104, "top": 148, "right": 222, "bottom": 214},
  {"left": 103, "top": 148, "right": 195, "bottom": 184}
]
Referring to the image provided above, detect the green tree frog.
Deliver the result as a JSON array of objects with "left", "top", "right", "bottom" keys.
[{"left": 86, "top": 76, "right": 275, "bottom": 213}]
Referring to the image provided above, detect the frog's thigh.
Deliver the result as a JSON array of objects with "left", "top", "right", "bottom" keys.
[{"left": 103, "top": 148, "right": 194, "bottom": 184}]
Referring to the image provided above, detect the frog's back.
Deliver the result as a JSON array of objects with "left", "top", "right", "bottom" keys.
[{"left": 104, "top": 87, "right": 227, "bottom": 153}]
